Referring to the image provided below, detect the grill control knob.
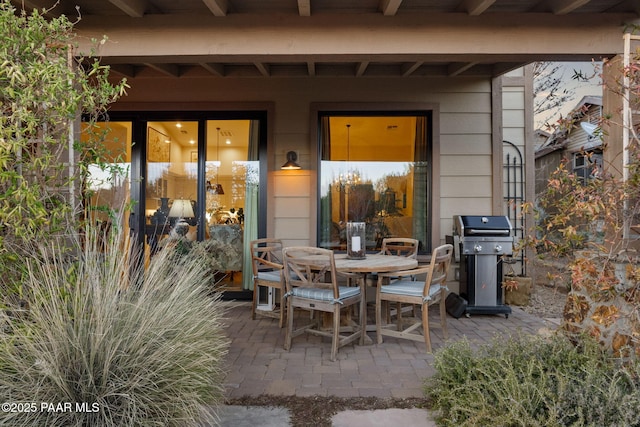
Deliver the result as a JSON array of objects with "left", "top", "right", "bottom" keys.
[
  {"left": 474, "top": 244, "right": 482, "bottom": 253},
  {"left": 495, "top": 245, "right": 503, "bottom": 253}
]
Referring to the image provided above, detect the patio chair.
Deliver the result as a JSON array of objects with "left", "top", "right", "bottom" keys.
[
  {"left": 283, "top": 246, "right": 365, "bottom": 362},
  {"left": 372, "top": 237, "right": 420, "bottom": 318},
  {"left": 375, "top": 243, "right": 453, "bottom": 352},
  {"left": 250, "top": 238, "right": 286, "bottom": 328},
  {"left": 380, "top": 237, "right": 419, "bottom": 258}
]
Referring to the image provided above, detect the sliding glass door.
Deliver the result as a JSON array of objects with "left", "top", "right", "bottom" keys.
[
  {"left": 85, "top": 112, "right": 266, "bottom": 294},
  {"left": 144, "top": 118, "right": 261, "bottom": 291}
]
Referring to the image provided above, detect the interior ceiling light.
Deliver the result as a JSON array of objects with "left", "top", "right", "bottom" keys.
[{"left": 207, "top": 127, "right": 225, "bottom": 195}]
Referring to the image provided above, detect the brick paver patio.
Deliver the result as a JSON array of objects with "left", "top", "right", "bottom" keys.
[{"left": 223, "top": 301, "right": 560, "bottom": 399}]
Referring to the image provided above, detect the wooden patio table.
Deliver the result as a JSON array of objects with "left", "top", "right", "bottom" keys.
[{"left": 332, "top": 253, "right": 418, "bottom": 275}]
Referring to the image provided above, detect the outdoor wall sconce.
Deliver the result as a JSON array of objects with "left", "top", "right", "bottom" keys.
[{"left": 281, "top": 151, "right": 301, "bottom": 170}]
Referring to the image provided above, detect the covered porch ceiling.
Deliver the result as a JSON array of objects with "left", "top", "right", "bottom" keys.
[{"left": 13, "top": 0, "right": 640, "bottom": 79}]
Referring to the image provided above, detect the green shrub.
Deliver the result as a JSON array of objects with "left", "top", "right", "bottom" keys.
[
  {"left": 0, "top": 221, "right": 230, "bottom": 426},
  {"left": 425, "top": 333, "right": 640, "bottom": 427}
]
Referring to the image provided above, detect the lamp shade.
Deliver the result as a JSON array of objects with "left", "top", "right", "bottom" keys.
[
  {"left": 168, "top": 199, "right": 195, "bottom": 218},
  {"left": 281, "top": 150, "right": 301, "bottom": 170}
]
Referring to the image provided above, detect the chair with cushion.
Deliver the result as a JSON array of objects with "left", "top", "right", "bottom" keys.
[
  {"left": 283, "top": 246, "right": 365, "bottom": 362},
  {"left": 375, "top": 244, "right": 453, "bottom": 352},
  {"left": 373, "top": 237, "right": 420, "bottom": 317},
  {"left": 250, "top": 238, "right": 286, "bottom": 328}
]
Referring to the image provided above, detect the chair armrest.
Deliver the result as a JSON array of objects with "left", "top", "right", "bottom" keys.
[{"left": 255, "top": 258, "right": 283, "bottom": 270}]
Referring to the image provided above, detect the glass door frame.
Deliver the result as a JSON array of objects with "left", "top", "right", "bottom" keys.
[{"left": 102, "top": 110, "right": 268, "bottom": 254}]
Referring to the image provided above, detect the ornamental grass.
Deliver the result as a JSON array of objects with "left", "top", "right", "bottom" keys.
[{"left": 0, "top": 222, "right": 230, "bottom": 426}]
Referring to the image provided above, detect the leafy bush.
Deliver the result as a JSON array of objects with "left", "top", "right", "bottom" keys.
[
  {"left": 425, "top": 333, "right": 640, "bottom": 426},
  {"left": 0, "top": 221, "right": 230, "bottom": 426},
  {"left": 0, "top": 0, "right": 127, "bottom": 302}
]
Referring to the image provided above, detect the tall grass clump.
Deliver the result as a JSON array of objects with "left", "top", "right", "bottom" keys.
[
  {"left": 0, "top": 221, "right": 230, "bottom": 426},
  {"left": 425, "top": 333, "right": 640, "bottom": 427}
]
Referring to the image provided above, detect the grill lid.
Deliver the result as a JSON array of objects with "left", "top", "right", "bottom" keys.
[{"left": 454, "top": 215, "right": 512, "bottom": 236}]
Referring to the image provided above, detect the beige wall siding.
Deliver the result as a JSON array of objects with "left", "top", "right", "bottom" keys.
[
  {"left": 114, "top": 75, "right": 503, "bottom": 246},
  {"left": 272, "top": 171, "right": 312, "bottom": 247}
]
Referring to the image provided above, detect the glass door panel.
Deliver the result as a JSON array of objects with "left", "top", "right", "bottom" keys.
[
  {"left": 204, "top": 120, "right": 255, "bottom": 291},
  {"left": 83, "top": 121, "right": 132, "bottom": 231},
  {"left": 145, "top": 121, "right": 199, "bottom": 257}
]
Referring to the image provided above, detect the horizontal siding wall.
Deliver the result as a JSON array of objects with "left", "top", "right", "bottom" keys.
[{"left": 114, "top": 75, "right": 495, "bottom": 245}]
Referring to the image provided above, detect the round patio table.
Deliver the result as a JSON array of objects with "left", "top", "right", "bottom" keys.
[{"left": 332, "top": 253, "right": 418, "bottom": 274}]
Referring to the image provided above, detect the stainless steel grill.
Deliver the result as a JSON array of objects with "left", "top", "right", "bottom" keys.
[{"left": 453, "top": 215, "right": 514, "bottom": 317}]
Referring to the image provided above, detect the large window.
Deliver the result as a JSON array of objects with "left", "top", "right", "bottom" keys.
[{"left": 318, "top": 114, "right": 431, "bottom": 253}]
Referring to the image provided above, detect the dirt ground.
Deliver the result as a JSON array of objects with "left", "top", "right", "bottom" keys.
[{"left": 521, "top": 257, "right": 571, "bottom": 319}]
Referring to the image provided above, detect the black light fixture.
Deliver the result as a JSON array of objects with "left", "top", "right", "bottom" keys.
[
  {"left": 281, "top": 150, "right": 301, "bottom": 170},
  {"left": 207, "top": 127, "right": 225, "bottom": 195}
]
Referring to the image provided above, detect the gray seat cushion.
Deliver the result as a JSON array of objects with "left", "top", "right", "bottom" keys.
[
  {"left": 291, "top": 286, "right": 360, "bottom": 302},
  {"left": 257, "top": 271, "right": 281, "bottom": 282},
  {"left": 380, "top": 279, "right": 442, "bottom": 301}
]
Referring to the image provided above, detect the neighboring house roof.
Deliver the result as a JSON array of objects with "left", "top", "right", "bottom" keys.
[{"left": 535, "top": 95, "right": 602, "bottom": 160}]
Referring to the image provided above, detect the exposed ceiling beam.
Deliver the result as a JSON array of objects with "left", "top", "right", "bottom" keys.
[
  {"left": 254, "top": 62, "right": 270, "bottom": 76},
  {"left": 355, "top": 61, "right": 369, "bottom": 76},
  {"left": 492, "top": 62, "right": 528, "bottom": 77},
  {"left": 401, "top": 61, "right": 423, "bottom": 77},
  {"left": 307, "top": 61, "right": 316, "bottom": 76},
  {"left": 461, "top": 0, "right": 496, "bottom": 16},
  {"left": 200, "top": 63, "right": 225, "bottom": 76},
  {"left": 109, "top": 64, "right": 136, "bottom": 78},
  {"left": 448, "top": 62, "right": 478, "bottom": 76},
  {"left": 202, "top": 0, "right": 228, "bottom": 16},
  {"left": 144, "top": 63, "right": 180, "bottom": 77},
  {"left": 297, "top": 0, "right": 311, "bottom": 16},
  {"left": 380, "top": 0, "right": 403, "bottom": 16},
  {"left": 108, "top": 0, "right": 146, "bottom": 18},
  {"left": 552, "top": 0, "right": 590, "bottom": 15}
]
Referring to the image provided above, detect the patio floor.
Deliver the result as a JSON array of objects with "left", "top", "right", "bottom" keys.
[{"left": 222, "top": 301, "right": 560, "bottom": 399}]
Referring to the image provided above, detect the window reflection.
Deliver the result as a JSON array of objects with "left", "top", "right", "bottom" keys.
[{"left": 319, "top": 115, "right": 430, "bottom": 253}]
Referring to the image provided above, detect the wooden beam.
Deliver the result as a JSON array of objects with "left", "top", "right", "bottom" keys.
[
  {"left": 380, "top": 0, "right": 403, "bottom": 16},
  {"left": 254, "top": 62, "right": 270, "bottom": 76},
  {"left": 297, "top": 0, "right": 311, "bottom": 16},
  {"left": 307, "top": 61, "right": 316, "bottom": 76},
  {"left": 461, "top": 0, "right": 496, "bottom": 16},
  {"left": 401, "top": 61, "right": 423, "bottom": 77},
  {"left": 144, "top": 63, "right": 180, "bottom": 77},
  {"left": 447, "top": 62, "right": 478, "bottom": 76},
  {"left": 202, "top": 0, "right": 228, "bottom": 16},
  {"left": 355, "top": 61, "right": 369, "bottom": 76},
  {"left": 109, "top": 0, "right": 146, "bottom": 17},
  {"left": 109, "top": 64, "right": 136, "bottom": 78},
  {"left": 553, "top": 0, "right": 591, "bottom": 15},
  {"left": 200, "top": 62, "right": 225, "bottom": 76},
  {"left": 492, "top": 62, "right": 528, "bottom": 77},
  {"left": 75, "top": 13, "right": 627, "bottom": 60}
]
